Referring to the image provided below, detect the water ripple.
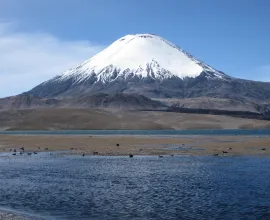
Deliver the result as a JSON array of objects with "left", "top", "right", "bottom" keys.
[{"left": 0, "top": 155, "right": 269, "bottom": 219}]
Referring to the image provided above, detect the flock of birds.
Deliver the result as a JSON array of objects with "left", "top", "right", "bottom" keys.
[
  {"left": 9, "top": 146, "right": 49, "bottom": 156},
  {"left": 6, "top": 142, "right": 267, "bottom": 158}
]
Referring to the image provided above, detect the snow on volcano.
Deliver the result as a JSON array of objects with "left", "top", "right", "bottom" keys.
[{"left": 52, "top": 34, "right": 226, "bottom": 84}]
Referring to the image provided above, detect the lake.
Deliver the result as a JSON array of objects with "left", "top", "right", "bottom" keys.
[
  {"left": 0, "top": 153, "right": 269, "bottom": 219},
  {"left": 1, "top": 129, "right": 270, "bottom": 136}
]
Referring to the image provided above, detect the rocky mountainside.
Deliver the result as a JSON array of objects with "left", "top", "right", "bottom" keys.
[
  {"left": 0, "top": 93, "right": 165, "bottom": 111},
  {"left": 69, "top": 93, "right": 166, "bottom": 110},
  {"left": 0, "top": 95, "right": 60, "bottom": 110}
]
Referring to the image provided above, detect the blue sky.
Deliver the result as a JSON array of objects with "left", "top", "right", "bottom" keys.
[{"left": 0, "top": 0, "right": 269, "bottom": 97}]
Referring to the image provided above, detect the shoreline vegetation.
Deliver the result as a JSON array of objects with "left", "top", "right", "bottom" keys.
[{"left": 0, "top": 134, "right": 269, "bottom": 156}]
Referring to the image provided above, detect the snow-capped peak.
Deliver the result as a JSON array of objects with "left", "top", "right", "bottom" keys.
[{"left": 55, "top": 33, "right": 226, "bottom": 84}]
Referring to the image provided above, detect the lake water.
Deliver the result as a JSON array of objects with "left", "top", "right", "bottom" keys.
[
  {"left": 1, "top": 129, "right": 270, "bottom": 136},
  {"left": 0, "top": 154, "right": 269, "bottom": 219}
]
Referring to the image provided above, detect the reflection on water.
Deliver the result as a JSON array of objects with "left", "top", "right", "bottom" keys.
[{"left": 0, "top": 154, "right": 269, "bottom": 220}]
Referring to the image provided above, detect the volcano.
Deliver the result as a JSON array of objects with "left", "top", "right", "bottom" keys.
[{"left": 13, "top": 33, "right": 269, "bottom": 115}]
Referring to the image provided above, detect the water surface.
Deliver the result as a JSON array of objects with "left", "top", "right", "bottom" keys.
[{"left": 0, "top": 154, "right": 269, "bottom": 219}]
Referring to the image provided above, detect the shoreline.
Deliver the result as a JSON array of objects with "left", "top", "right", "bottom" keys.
[{"left": 0, "top": 134, "right": 269, "bottom": 156}]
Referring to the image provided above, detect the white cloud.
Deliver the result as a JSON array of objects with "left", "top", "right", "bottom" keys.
[{"left": 0, "top": 23, "right": 104, "bottom": 98}]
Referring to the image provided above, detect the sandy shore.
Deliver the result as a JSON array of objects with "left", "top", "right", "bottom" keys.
[{"left": 0, "top": 134, "right": 269, "bottom": 156}]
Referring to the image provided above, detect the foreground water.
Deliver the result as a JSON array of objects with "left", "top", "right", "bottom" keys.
[
  {"left": 1, "top": 129, "right": 270, "bottom": 136},
  {"left": 0, "top": 154, "right": 269, "bottom": 220}
]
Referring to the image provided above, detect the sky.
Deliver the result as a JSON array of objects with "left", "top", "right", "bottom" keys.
[{"left": 0, "top": 0, "right": 269, "bottom": 97}]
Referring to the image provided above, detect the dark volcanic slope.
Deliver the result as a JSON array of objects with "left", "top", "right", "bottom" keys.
[
  {"left": 70, "top": 93, "right": 166, "bottom": 110},
  {"left": 183, "top": 74, "right": 270, "bottom": 102},
  {"left": 0, "top": 94, "right": 60, "bottom": 111},
  {"left": 27, "top": 73, "right": 270, "bottom": 103},
  {"left": 156, "top": 97, "right": 270, "bottom": 114},
  {"left": 0, "top": 93, "right": 166, "bottom": 111}
]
